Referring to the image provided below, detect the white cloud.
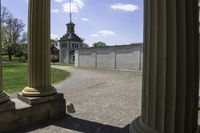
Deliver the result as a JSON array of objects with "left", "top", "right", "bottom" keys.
[
  {"left": 63, "top": 0, "right": 84, "bottom": 13},
  {"left": 51, "top": 34, "right": 59, "bottom": 40},
  {"left": 91, "top": 30, "right": 115, "bottom": 37},
  {"left": 99, "top": 30, "right": 115, "bottom": 36},
  {"left": 54, "top": 0, "right": 65, "bottom": 3},
  {"left": 63, "top": 3, "right": 78, "bottom": 13},
  {"left": 52, "top": 9, "right": 59, "bottom": 13},
  {"left": 90, "top": 34, "right": 100, "bottom": 37},
  {"left": 74, "top": 0, "right": 84, "bottom": 7},
  {"left": 82, "top": 18, "right": 89, "bottom": 21},
  {"left": 111, "top": 3, "right": 138, "bottom": 12}
]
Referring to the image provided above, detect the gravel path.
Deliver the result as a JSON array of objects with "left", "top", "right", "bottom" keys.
[{"left": 17, "top": 66, "right": 142, "bottom": 133}]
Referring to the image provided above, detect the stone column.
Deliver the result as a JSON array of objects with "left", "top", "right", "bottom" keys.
[
  {"left": 0, "top": 63, "right": 9, "bottom": 104},
  {"left": 130, "top": 0, "right": 199, "bottom": 133},
  {"left": 139, "top": 46, "right": 142, "bottom": 71},
  {"left": 22, "top": 0, "right": 56, "bottom": 97},
  {"left": 0, "top": 0, "right": 10, "bottom": 104},
  {"left": 0, "top": 62, "right": 10, "bottom": 104}
]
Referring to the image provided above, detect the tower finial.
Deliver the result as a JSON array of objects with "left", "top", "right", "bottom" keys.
[{"left": 70, "top": 0, "right": 72, "bottom": 22}]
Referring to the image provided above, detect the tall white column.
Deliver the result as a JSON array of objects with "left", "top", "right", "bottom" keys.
[
  {"left": 130, "top": 0, "right": 199, "bottom": 133},
  {"left": 22, "top": 0, "right": 56, "bottom": 97}
]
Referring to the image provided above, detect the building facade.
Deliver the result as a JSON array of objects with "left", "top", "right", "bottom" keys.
[{"left": 59, "top": 21, "right": 83, "bottom": 64}]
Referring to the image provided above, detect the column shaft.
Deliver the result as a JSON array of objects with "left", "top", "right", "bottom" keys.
[
  {"left": 0, "top": 54, "right": 9, "bottom": 103},
  {"left": 130, "top": 0, "right": 199, "bottom": 133},
  {"left": 0, "top": 0, "right": 10, "bottom": 103},
  {"left": 22, "top": 0, "right": 56, "bottom": 96}
]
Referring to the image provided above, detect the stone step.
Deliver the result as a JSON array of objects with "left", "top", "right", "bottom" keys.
[{"left": 11, "top": 98, "right": 30, "bottom": 110}]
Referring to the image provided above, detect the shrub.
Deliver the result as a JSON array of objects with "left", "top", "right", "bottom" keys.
[{"left": 18, "top": 57, "right": 27, "bottom": 63}]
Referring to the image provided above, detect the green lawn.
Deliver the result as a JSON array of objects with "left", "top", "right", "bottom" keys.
[
  {"left": 2, "top": 55, "right": 27, "bottom": 63},
  {"left": 53, "top": 63, "right": 74, "bottom": 66},
  {"left": 3, "top": 63, "right": 70, "bottom": 94}
]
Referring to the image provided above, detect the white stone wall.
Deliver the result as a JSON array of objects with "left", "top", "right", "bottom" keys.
[
  {"left": 96, "top": 49, "right": 116, "bottom": 69},
  {"left": 77, "top": 49, "right": 97, "bottom": 68},
  {"left": 75, "top": 44, "right": 143, "bottom": 71},
  {"left": 116, "top": 47, "right": 143, "bottom": 70},
  {"left": 75, "top": 51, "right": 79, "bottom": 67}
]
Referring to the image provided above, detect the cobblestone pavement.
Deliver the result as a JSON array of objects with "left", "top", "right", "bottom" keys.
[{"left": 16, "top": 66, "right": 142, "bottom": 133}]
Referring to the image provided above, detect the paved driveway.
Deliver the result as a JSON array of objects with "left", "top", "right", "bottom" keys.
[{"left": 17, "top": 66, "right": 142, "bottom": 133}]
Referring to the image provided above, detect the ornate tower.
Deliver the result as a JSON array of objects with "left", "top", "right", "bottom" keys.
[
  {"left": 59, "top": 0, "right": 83, "bottom": 64},
  {"left": 67, "top": 0, "right": 75, "bottom": 35},
  {"left": 67, "top": 22, "right": 75, "bottom": 35}
]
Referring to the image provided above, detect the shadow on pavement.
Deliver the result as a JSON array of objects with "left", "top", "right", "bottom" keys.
[{"left": 15, "top": 115, "right": 129, "bottom": 133}]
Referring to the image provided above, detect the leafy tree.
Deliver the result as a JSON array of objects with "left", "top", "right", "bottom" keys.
[
  {"left": 7, "top": 18, "right": 25, "bottom": 54},
  {"left": 1, "top": 5, "right": 26, "bottom": 61},
  {"left": 14, "top": 32, "right": 28, "bottom": 61},
  {"left": 82, "top": 43, "right": 89, "bottom": 48},
  {"left": 1, "top": 6, "right": 12, "bottom": 23},
  {"left": 50, "top": 39, "right": 59, "bottom": 63},
  {"left": 92, "top": 42, "right": 107, "bottom": 48},
  {"left": 50, "top": 39, "right": 59, "bottom": 48},
  {"left": 19, "top": 32, "right": 27, "bottom": 44}
]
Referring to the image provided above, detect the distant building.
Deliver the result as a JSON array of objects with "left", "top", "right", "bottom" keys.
[{"left": 59, "top": 1, "right": 83, "bottom": 64}]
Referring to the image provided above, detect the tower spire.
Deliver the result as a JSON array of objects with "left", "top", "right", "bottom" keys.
[
  {"left": 70, "top": 0, "right": 72, "bottom": 22},
  {"left": 66, "top": 0, "right": 75, "bottom": 35}
]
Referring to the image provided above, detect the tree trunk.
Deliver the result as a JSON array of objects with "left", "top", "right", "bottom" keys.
[
  {"left": 7, "top": 47, "right": 12, "bottom": 61},
  {"left": 8, "top": 53, "right": 12, "bottom": 61}
]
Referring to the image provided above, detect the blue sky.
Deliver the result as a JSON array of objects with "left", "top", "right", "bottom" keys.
[{"left": 2, "top": 0, "right": 144, "bottom": 46}]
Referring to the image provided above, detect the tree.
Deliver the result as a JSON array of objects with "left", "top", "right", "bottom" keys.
[
  {"left": 15, "top": 32, "right": 28, "bottom": 61},
  {"left": 1, "top": 6, "right": 12, "bottom": 23},
  {"left": 50, "top": 39, "right": 59, "bottom": 63},
  {"left": 6, "top": 18, "right": 25, "bottom": 56},
  {"left": 82, "top": 43, "right": 89, "bottom": 48},
  {"left": 19, "top": 32, "right": 27, "bottom": 44},
  {"left": 1, "top": 5, "right": 26, "bottom": 61},
  {"left": 50, "top": 39, "right": 58, "bottom": 48},
  {"left": 92, "top": 42, "right": 107, "bottom": 48}
]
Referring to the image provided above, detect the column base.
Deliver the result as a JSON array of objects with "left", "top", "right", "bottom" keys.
[
  {"left": 196, "top": 126, "right": 200, "bottom": 133},
  {"left": 0, "top": 92, "right": 10, "bottom": 104},
  {"left": 0, "top": 93, "right": 66, "bottom": 132},
  {"left": 22, "top": 86, "right": 57, "bottom": 97},
  {"left": 0, "top": 100, "right": 15, "bottom": 113},
  {"left": 130, "top": 117, "right": 200, "bottom": 133},
  {"left": 129, "top": 117, "right": 161, "bottom": 133}
]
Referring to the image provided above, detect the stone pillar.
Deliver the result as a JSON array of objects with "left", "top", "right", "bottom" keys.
[
  {"left": 139, "top": 46, "right": 142, "bottom": 71},
  {"left": 130, "top": 0, "right": 199, "bottom": 133},
  {"left": 22, "top": 0, "right": 56, "bottom": 97},
  {"left": 0, "top": 78, "right": 9, "bottom": 103},
  {"left": 0, "top": 0, "right": 10, "bottom": 104}
]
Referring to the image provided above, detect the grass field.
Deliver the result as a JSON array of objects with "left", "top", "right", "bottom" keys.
[
  {"left": 53, "top": 63, "right": 74, "bottom": 66},
  {"left": 2, "top": 63, "right": 70, "bottom": 93},
  {"left": 2, "top": 55, "right": 27, "bottom": 63}
]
